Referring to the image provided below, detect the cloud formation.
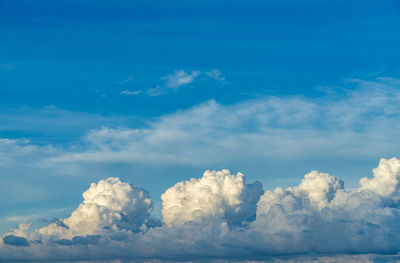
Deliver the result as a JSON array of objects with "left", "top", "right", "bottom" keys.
[
  {"left": 3, "top": 158, "right": 400, "bottom": 261},
  {"left": 38, "top": 177, "right": 158, "bottom": 239},
  {"left": 142, "top": 69, "right": 225, "bottom": 96},
  {"left": 120, "top": 89, "right": 142, "bottom": 95},
  {"left": 161, "top": 169, "right": 263, "bottom": 226},
  {"left": 163, "top": 70, "right": 200, "bottom": 89},
  {"left": 205, "top": 69, "right": 226, "bottom": 82},
  {"left": 48, "top": 77, "right": 400, "bottom": 171},
  {"left": 3, "top": 77, "right": 400, "bottom": 235}
]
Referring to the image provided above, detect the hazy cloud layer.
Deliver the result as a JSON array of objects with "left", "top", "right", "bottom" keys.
[
  {"left": 48, "top": 77, "right": 400, "bottom": 168},
  {"left": 3, "top": 158, "right": 400, "bottom": 261}
]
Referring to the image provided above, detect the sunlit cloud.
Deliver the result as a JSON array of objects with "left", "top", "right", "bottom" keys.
[{"left": 2, "top": 158, "right": 400, "bottom": 261}]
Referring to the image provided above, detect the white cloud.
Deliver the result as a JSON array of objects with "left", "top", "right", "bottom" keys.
[
  {"left": 120, "top": 89, "right": 142, "bottom": 95},
  {"left": 116, "top": 76, "right": 134, "bottom": 85},
  {"left": 161, "top": 169, "right": 263, "bottom": 226},
  {"left": 139, "top": 69, "right": 224, "bottom": 96},
  {"left": 147, "top": 85, "right": 166, "bottom": 97},
  {"left": 359, "top": 157, "right": 400, "bottom": 200},
  {"left": 205, "top": 69, "right": 226, "bottom": 82},
  {"left": 248, "top": 157, "right": 400, "bottom": 255},
  {"left": 3, "top": 77, "right": 400, "bottom": 260},
  {"left": 3, "top": 158, "right": 400, "bottom": 260},
  {"left": 38, "top": 177, "right": 157, "bottom": 239},
  {"left": 162, "top": 70, "right": 200, "bottom": 89},
  {"left": 47, "top": 78, "right": 400, "bottom": 171}
]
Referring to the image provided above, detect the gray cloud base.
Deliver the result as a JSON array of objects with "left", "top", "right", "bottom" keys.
[{"left": 2, "top": 158, "right": 400, "bottom": 261}]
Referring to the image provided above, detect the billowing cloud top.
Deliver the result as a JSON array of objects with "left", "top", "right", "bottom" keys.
[
  {"left": 2, "top": 158, "right": 400, "bottom": 261},
  {"left": 38, "top": 177, "right": 156, "bottom": 239},
  {"left": 161, "top": 169, "right": 263, "bottom": 226}
]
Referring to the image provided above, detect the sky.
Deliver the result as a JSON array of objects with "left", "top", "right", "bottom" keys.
[{"left": 1, "top": 0, "right": 400, "bottom": 261}]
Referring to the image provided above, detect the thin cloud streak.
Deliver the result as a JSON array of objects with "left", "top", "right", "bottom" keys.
[
  {"left": 49, "top": 78, "right": 400, "bottom": 168},
  {"left": 120, "top": 89, "right": 142, "bottom": 95}
]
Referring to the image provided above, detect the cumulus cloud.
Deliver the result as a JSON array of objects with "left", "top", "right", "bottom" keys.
[
  {"left": 37, "top": 177, "right": 158, "bottom": 240},
  {"left": 3, "top": 158, "right": 400, "bottom": 261},
  {"left": 161, "top": 169, "right": 263, "bottom": 226},
  {"left": 3, "top": 77, "right": 400, "bottom": 260},
  {"left": 1, "top": 223, "right": 31, "bottom": 247},
  {"left": 3, "top": 77, "right": 400, "bottom": 237}
]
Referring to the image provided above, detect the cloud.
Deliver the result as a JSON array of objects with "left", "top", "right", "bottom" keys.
[
  {"left": 147, "top": 85, "right": 166, "bottom": 97},
  {"left": 205, "top": 69, "right": 226, "bottom": 82},
  {"left": 2, "top": 77, "right": 400, "bottom": 260},
  {"left": 3, "top": 158, "right": 400, "bottom": 261},
  {"left": 161, "top": 169, "right": 263, "bottom": 226},
  {"left": 2, "top": 235, "right": 30, "bottom": 247},
  {"left": 55, "top": 235, "right": 101, "bottom": 246},
  {"left": 138, "top": 69, "right": 224, "bottom": 96},
  {"left": 47, "top": 77, "right": 400, "bottom": 171},
  {"left": 162, "top": 70, "right": 200, "bottom": 89},
  {"left": 116, "top": 76, "right": 134, "bottom": 85},
  {"left": 38, "top": 177, "right": 158, "bottom": 239},
  {"left": 248, "top": 157, "right": 400, "bottom": 256},
  {"left": 0, "top": 223, "right": 31, "bottom": 247},
  {"left": 120, "top": 89, "right": 142, "bottom": 95},
  {"left": 0, "top": 105, "right": 128, "bottom": 142}
]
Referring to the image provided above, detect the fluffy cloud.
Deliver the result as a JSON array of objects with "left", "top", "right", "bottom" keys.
[
  {"left": 3, "top": 158, "right": 400, "bottom": 261},
  {"left": 249, "top": 157, "right": 400, "bottom": 255},
  {"left": 161, "top": 169, "right": 263, "bottom": 226},
  {"left": 3, "top": 77, "right": 400, "bottom": 261},
  {"left": 359, "top": 157, "right": 400, "bottom": 200},
  {"left": 38, "top": 177, "right": 158, "bottom": 239}
]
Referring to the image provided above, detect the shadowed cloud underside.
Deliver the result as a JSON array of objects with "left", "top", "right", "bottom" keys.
[{"left": 2, "top": 158, "right": 400, "bottom": 261}]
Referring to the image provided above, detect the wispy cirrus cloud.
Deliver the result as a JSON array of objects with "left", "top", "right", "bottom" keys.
[
  {"left": 126, "top": 69, "right": 226, "bottom": 97},
  {"left": 50, "top": 77, "right": 400, "bottom": 169},
  {"left": 146, "top": 85, "right": 166, "bottom": 97},
  {"left": 120, "top": 89, "right": 142, "bottom": 95},
  {"left": 205, "top": 69, "right": 226, "bottom": 82},
  {"left": 116, "top": 76, "right": 134, "bottom": 85}
]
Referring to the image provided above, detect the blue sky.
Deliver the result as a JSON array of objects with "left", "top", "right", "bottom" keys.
[
  {"left": 2, "top": 1, "right": 400, "bottom": 260},
  {"left": 2, "top": 0, "right": 399, "bottom": 120}
]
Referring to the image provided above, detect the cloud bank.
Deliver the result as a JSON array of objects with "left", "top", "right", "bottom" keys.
[
  {"left": 48, "top": 78, "right": 400, "bottom": 169},
  {"left": 3, "top": 157, "right": 400, "bottom": 261}
]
